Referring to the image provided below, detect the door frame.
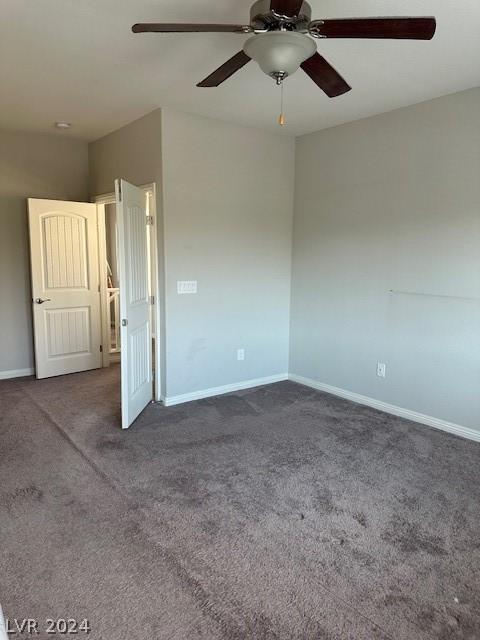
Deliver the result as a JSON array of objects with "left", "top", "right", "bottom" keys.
[{"left": 94, "top": 183, "right": 161, "bottom": 402}]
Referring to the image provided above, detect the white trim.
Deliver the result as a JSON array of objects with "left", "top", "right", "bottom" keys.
[
  {"left": 288, "top": 374, "right": 480, "bottom": 443},
  {"left": 0, "top": 604, "right": 7, "bottom": 640},
  {"left": 163, "top": 374, "right": 289, "bottom": 407},
  {"left": 0, "top": 368, "right": 34, "bottom": 380},
  {"left": 147, "top": 184, "right": 163, "bottom": 403},
  {"left": 96, "top": 202, "right": 110, "bottom": 368}
]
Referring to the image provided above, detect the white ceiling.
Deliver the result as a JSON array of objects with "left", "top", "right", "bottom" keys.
[{"left": 1, "top": 0, "right": 479, "bottom": 141}]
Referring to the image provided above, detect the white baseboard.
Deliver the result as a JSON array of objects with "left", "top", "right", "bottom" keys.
[
  {"left": 288, "top": 374, "right": 480, "bottom": 443},
  {"left": 163, "top": 373, "right": 289, "bottom": 407},
  {"left": 0, "top": 368, "right": 34, "bottom": 380}
]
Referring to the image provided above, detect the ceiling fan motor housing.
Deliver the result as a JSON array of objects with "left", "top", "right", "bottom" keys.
[{"left": 250, "top": 0, "right": 312, "bottom": 32}]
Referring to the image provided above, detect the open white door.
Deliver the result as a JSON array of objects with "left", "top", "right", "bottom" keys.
[
  {"left": 28, "top": 199, "right": 102, "bottom": 379},
  {"left": 116, "top": 180, "right": 152, "bottom": 429}
]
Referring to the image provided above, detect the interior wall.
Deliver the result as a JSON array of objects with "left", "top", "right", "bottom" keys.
[
  {"left": 0, "top": 129, "right": 89, "bottom": 375},
  {"left": 161, "top": 109, "right": 295, "bottom": 399},
  {"left": 89, "top": 108, "right": 294, "bottom": 400},
  {"left": 290, "top": 88, "right": 480, "bottom": 431},
  {"left": 88, "top": 109, "right": 162, "bottom": 197}
]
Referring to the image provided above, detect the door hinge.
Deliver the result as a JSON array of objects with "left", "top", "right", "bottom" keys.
[
  {"left": 150, "top": 295, "right": 155, "bottom": 305},
  {"left": 100, "top": 345, "right": 103, "bottom": 353},
  {"left": 146, "top": 215, "right": 154, "bottom": 226},
  {"left": 117, "top": 181, "right": 122, "bottom": 202},
  {"left": 122, "top": 319, "right": 128, "bottom": 327}
]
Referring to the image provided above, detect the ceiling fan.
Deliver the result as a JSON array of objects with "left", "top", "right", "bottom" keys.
[{"left": 132, "top": 0, "right": 436, "bottom": 98}]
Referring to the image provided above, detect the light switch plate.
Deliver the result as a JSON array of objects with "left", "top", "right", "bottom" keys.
[{"left": 177, "top": 281, "right": 197, "bottom": 295}]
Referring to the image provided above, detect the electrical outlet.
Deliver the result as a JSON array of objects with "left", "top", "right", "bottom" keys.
[
  {"left": 237, "top": 349, "right": 245, "bottom": 361},
  {"left": 377, "top": 362, "right": 386, "bottom": 378}
]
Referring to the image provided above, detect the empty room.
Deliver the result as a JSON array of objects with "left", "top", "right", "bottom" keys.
[{"left": 0, "top": 1, "right": 479, "bottom": 639}]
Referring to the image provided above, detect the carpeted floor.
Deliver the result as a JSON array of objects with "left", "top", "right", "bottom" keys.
[{"left": 0, "top": 367, "right": 479, "bottom": 640}]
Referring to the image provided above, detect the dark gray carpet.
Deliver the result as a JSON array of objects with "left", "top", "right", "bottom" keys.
[{"left": 1, "top": 367, "right": 479, "bottom": 640}]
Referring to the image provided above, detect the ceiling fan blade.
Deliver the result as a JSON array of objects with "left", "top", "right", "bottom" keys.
[
  {"left": 310, "top": 17, "right": 436, "bottom": 40},
  {"left": 301, "top": 53, "right": 351, "bottom": 98},
  {"left": 197, "top": 51, "right": 251, "bottom": 87},
  {"left": 270, "top": 0, "right": 304, "bottom": 17},
  {"left": 132, "top": 23, "right": 252, "bottom": 34}
]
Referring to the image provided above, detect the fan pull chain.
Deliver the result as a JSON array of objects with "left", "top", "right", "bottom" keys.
[{"left": 278, "top": 81, "right": 286, "bottom": 127}]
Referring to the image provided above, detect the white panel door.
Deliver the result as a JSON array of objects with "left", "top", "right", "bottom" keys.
[
  {"left": 28, "top": 199, "right": 102, "bottom": 379},
  {"left": 116, "top": 180, "right": 152, "bottom": 429}
]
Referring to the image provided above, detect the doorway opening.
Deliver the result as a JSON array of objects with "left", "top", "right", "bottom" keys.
[
  {"left": 95, "top": 183, "right": 161, "bottom": 416},
  {"left": 104, "top": 203, "right": 121, "bottom": 362},
  {"left": 27, "top": 181, "right": 161, "bottom": 430}
]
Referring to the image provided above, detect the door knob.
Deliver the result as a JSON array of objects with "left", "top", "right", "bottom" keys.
[{"left": 35, "top": 298, "right": 51, "bottom": 304}]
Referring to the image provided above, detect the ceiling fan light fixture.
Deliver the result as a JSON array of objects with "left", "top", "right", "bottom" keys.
[
  {"left": 243, "top": 31, "right": 315, "bottom": 81},
  {"left": 133, "top": 4, "right": 436, "bottom": 98}
]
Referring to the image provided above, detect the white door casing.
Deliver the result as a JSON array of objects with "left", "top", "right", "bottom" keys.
[
  {"left": 0, "top": 604, "right": 7, "bottom": 640},
  {"left": 28, "top": 199, "right": 102, "bottom": 379},
  {"left": 116, "top": 180, "right": 152, "bottom": 429}
]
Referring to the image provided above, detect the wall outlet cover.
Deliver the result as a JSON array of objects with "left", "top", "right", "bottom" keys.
[
  {"left": 377, "top": 362, "right": 386, "bottom": 378},
  {"left": 237, "top": 349, "right": 245, "bottom": 361}
]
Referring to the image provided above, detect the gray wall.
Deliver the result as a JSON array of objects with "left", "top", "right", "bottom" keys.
[
  {"left": 89, "top": 108, "right": 295, "bottom": 400},
  {"left": 88, "top": 110, "right": 162, "bottom": 197},
  {"left": 290, "top": 88, "right": 480, "bottom": 431},
  {"left": 161, "top": 109, "right": 295, "bottom": 398},
  {"left": 0, "top": 129, "right": 88, "bottom": 374}
]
